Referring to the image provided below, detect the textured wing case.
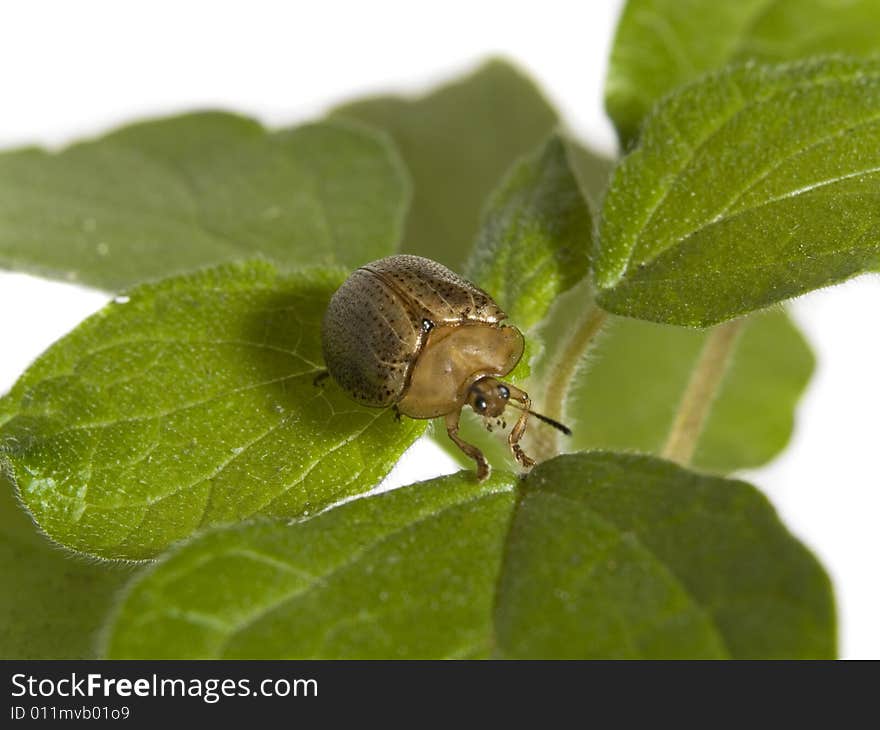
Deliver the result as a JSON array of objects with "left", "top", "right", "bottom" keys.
[
  {"left": 322, "top": 255, "right": 506, "bottom": 407},
  {"left": 364, "top": 255, "right": 505, "bottom": 325}
]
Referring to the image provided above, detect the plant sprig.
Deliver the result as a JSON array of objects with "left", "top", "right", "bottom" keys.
[{"left": 5, "top": 0, "right": 878, "bottom": 657}]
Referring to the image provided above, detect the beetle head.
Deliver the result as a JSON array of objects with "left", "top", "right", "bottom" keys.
[{"left": 467, "top": 377, "right": 511, "bottom": 418}]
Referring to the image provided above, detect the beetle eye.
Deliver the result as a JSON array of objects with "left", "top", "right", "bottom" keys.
[
  {"left": 474, "top": 396, "right": 487, "bottom": 412},
  {"left": 498, "top": 385, "right": 510, "bottom": 400}
]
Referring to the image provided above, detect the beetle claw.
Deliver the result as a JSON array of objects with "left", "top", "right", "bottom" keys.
[{"left": 313, "top": 370, "right": 330, "bottom": 388}]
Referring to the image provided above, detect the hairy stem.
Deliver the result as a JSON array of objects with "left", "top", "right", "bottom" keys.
[
  {"left": 530, "top": 301, "right": 607, "bottom": 461},
  {"left": 662, "top": 318, "right": 745, "bottom": 465}
]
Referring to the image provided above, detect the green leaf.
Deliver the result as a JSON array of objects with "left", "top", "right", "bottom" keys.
[
  {"left": 0, "top": 113, "right": 408, "bottom": 290},
  {"left": 104, "top": 471, "right": 519, "bottom": 659},
  {"left": 596, "top": 57, "right": 880, "bottom": 326},
  {"left": 0, "top": 466, "right": 131, "bottom": 658},
  {"left": 500, "top": 453, "right": 835, "bottom": 658},
  {"left": 466, "top": 135, "right": 593, "bottom": 333},
  {"left": 607, "top": 0, "right": 880, "bottom": 146},
  {"left": 0, "top": 261, "right": 424, "bottom": 561},
  {"left": 103, "top": 453, "right": 835, "bottom": 659},
  {"left": 565, "top": 308, "right": 814, "bottom": 472},
  {"left": 333, "top": 58, "right": 559, "bottom": 271}
]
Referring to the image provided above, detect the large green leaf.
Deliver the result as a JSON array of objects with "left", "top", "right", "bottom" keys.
[
  {"left": 466, "top": 135, "right": 593, "bottom": 333},
  {"left": 501, "top": 453, "right": 835, "bottom": 658},
  {"left": 607, "top": 0, "right": 880, "bottom": 145},
  {"left": 103, "top": 453, "right": 835, "bottom": 659},
  {"left": 0, "top": 467, "right": 131, "bottom": 658},
  {"left": 0, "top": 113, "right": 408, "bottom": 290},
  {"left": 566, "top": 308, "right": 814, "bottom": 473},
  {"left": 0, "top": 262, "right": 424, "bottom": 561},
  {"left": 596, "top": 57, "right": 880, "bottom": 326},
  {"left": 333, "top": 59, "right": 559, "bottom": 271},
  {"left": 104, "top": 471, "right": 519, "bottom": 659}
]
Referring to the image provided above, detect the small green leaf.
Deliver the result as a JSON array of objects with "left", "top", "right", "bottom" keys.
[
  {"left": 0, "top": 262, "right": 424, "bottom": 560},
  {"left": 0, "top": 467, "right": 131, "bottom": 658},
  {"left": 564, "top": 308, "right": 814, "bottom": 472},
  {"left": 497, "top": 453, "right": 835, "bottom": 658},
  {"left": 0, "top": 113, "right": 408, "bottom": 290},
  {"left": 607, "top": 0, "right": 880, "bottom": 145},
  {"left": 597, "top": 57, "right": 880, "bottom": 326},
  {"left": 333, "top": 58, "right": 559, "bottom": 271},
  {"left": 103, "top": 453, "right": 835, "bottom": 659},
  {"left": 104, "top": 471, "right": 519, "bottom": 659},
  {"left": 466, "top": 135, "right": 593, "bottom": 333}
]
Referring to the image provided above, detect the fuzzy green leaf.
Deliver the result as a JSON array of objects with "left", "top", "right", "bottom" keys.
[
  {"left": 103, "top": 453, "right": 834, "bottom": 659},
  {"left": 333, "top": 59, "right": 559, "bottom": 271},
  {"left": 0, "top": 113, "right": 408, "bottom": 290},
  {"left": 607, "top": 0, "right": 880, "bottom": 145},
  {"left": 597, "top": 58, "right": 880, "bottom": 326},
  {"left": 0, "top": 262, "right": 423, "bottom": 560},
  {"left": 499, "top": 453, "right": 835, "bottom": 658},
  {"left": 565, "top": 308, "right": 814, "bottom": 472},
  {"left": 0, "top": 467, "right": 131, "bottom": 658},
  {"left": 466, "top": 135, "right": 593, "bottom": 333},
  {"left": 104, "top": 471, "right": 519, "bottom": 659}
]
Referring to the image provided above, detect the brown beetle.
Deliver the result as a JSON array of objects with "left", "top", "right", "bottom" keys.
[{"left": 321, "top": 254, "right": 569, "bottom": 480}]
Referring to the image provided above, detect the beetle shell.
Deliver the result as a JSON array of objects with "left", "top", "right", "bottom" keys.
[{"left": 321, "top": 254, "right": 507, "bottom": 407}]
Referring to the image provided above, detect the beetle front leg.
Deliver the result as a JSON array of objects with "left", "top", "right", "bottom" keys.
[
  {"left": 445, "top": 410, "right": 490, "bottom": 481},
  {"left": 504, "top": 383, "right": 536, "bottom": 471}
]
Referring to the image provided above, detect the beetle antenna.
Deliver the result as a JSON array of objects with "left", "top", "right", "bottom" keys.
[
  {"left": 530, "top": 410, "right": 572, "bottom": 436},
  {"left": 508, "top": 401, "right": 572, "bottom": 436}
]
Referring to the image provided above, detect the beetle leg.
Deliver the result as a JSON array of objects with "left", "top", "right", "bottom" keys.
[
  {"left": 504, "top": 383, "right": 536, "bottom": 471},
  {"left": 392, "top": 405, "right": 403, "bottom": 423},
  {"left": 445, "top": 410, "right": 490, "bottom": 481},
  {"left": 312, "top": 370, "right": 330, "bottom": 388}
]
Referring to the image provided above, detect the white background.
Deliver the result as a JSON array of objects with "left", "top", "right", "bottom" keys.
[{"left": 0, "top": 0, "right": 877, "bottom": 658}]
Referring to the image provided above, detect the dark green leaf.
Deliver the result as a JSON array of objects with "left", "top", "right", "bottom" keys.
[
  {"left": 565, "top": 308, "right": 814, "bottom": 472},
  {"left": 0, "top": 466, "right": 131, "bottom": 658},
  {"left": 104, "top": 471, "right": 518, "bottom": 659},
  {"left": 466, "top": 135, "right": 593, "bottom": 333},
  {"left": 0, "top": 113, "right": 408, "bottom": 289},
  {"left": 497, "top": 453, "right": 835, "bottom": 658},
  {"left": 0, "top": 262, "right": 423, "bottom": 560},
  {"left": 596, "top": 57, "right": 880, "bottom": 326},
  {"left": 333, "top": 58, "right": 559, "bottom": 271},
  {"left": 496, "top": 466, "right": 726, "bottom": 658},
  {"left": 607, "top": 0, "right": 880, "bottom": 145},
  {"left": 103, "top": 453, "right": 835, "bottom": 658}
]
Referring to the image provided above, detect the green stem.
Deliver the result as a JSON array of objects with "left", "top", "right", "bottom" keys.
[
  {"left": 662, "top": 318, "right": 745, "bottom": 466},
  {"left": 530, "top": 301, "right": 607, "bottom": 461}
]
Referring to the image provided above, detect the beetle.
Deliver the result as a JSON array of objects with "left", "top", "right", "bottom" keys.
[{"left": 320, "top": 254, "right": 570, "bottom": 480}]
